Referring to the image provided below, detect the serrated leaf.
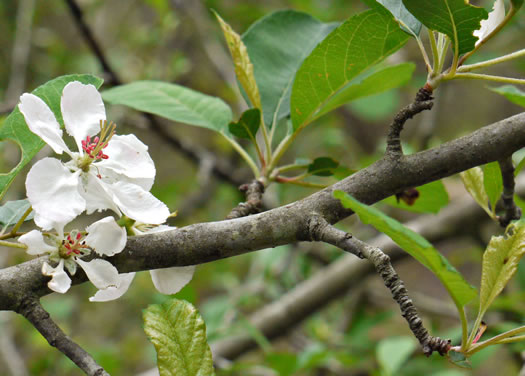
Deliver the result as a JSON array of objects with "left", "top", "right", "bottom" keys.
[
  {"left": 214, "top": 11, "right": 261, "bottom": 112},
  {"left": 377, "top": 336, "right": 416, "bottom": 376},
  {"left": 242, "top": 10, "right": 338, "bottom": 127},
  {"left": 143, "top": 299, "right": 215, "bottom": 376},
  {"left": 334, "top": 190, "right": 477, "bottom": 308},
  {"left": 363, "top": 0, "right": 422, "bottom": 36},
  {"left": 490, "top": 85, "right": 525, "bottom": 108},
  {"left": 382, "top": 180, "right": 449, "bottom": 214},
  {"left": 313, "top": 63, "right": 415, "bottom": 121},
  {"left": 228, "top": 108, "right": 260, "bottom": 140},
  {"left": 479, "top": 221, "right": 525, "bottom": 318},
  {"left": 0, "top": 199, "right": 34, "bottom": 227},
  {"left": 307, "top": 157, "right": 339, "bottom": 177},
  {"left": 447, "top": 350, "right": 472, "bottom": 368},
  {"left": 101, "top": 81, "right": 232, "bottom": 133},
  {"left": 291, "top": 6, "right": 409, "bottom": 132},
  {"left": 402, "top": 0, "right": 488, "bottom": 55},
  {"left": 460, "top": 167, "right": 493, "bottom": 218},
  {"left": 482, "top": 161, "right": 503, "bottom": 215},
  {"left": 0, "top": 74, "right": 103, "bottom": 200}
]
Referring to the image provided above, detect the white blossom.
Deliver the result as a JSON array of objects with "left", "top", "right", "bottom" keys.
[
  {"left": 19, "top": 217, "right": 126, "bottom": 295},
  {"left": 18, "top": 81, "right": 169, "bottom": 233},
  {"left": 474, "top": 0, "right": 505, "bottom": 46}
]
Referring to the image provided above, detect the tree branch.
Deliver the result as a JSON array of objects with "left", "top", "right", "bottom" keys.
[
  {"left": 1, "top": 112, "right": 525, "bottom": 312},
  {"left": 309, "top": 216, "right": 450, "bottom": 356},
  {"left": 498, "top": 157, "right": 521, "bottom": 227},
  {"left": 226, "top": 179, "right": 265, "bottom": 219},
  {"left": 17, "top": 296, "right": 109, "bottom": 376}
]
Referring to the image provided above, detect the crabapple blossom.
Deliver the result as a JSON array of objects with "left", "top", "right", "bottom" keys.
[
  {"left": 18, "top": 216, "right": 127, "bottom": 295},
  {"left": 18, "top": 81, "right": 169, "bottom": 233},
  {"left": 474, "top": 0, "right": 505, "bottom": 46},
  {"left": 89, "top": 224, "right": 195, "bottom": 302}
]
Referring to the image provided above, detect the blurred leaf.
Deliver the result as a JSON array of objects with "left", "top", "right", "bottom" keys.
[
  {"left": 297, "top": 343, "right": 331, "bottom": 371},
  {"left": 511, "top": 0, "right": 524, "bottom": 10},
  {"left": 0, "top": 74, "right": 103, "bottom": 199},
  {"left": 383, "top": 180, "right": 449, "bottom": 214},
  {"left": 447, "top": 350, "right": 472, "bottom": 368},
  {"left": 0, "top": 199, "right": 34, "bottom": 227},
  {"left": 376, "top": 336, "right": 416, "bottom": 376},
  {"left": 102, "top": 81, "right": 232, "bottom": 133},
  {"left": 238, "top": 315, "right": 272, "bottom": 353},
  {"left": 479, "top": 220, "right": 525, "bottom": 319},
  {"left": 431, "top": 371, "right": 469, "bottom": 376},
  {"left": 291, "top": 6, "right": 409, "bottom": 131},
  {"left": 334, "top": 190, "right": 477, "bottom": 308},
  {"left": 349, "top": 90, "right": 400, "bottom": 121},
  {"left": 265, "top": 352, "right": 298, "bottom": 376},
  {"left": 242, "top": 10, "right": 337, "bottom": 126},
  {"left": 482, "top": 161, "right": 503, "bottom": 214},
  {"left": 228, "top": 108, "right": 260, "bottom": 140},
  {"left": 490, "top": 85, "right": 525, "bottom": 108},
  {"left": 362, "top": 0, "right": 422, "bottom": 36},
  {"left": 214, "top": 11, "right": 262, "bottom": 111},
  {"left": 460, "top": 167, "right": 493, "bottom": 218},
  {"left": 402, "top": 0, "right": 488, "bottom": 55},
  {"left": 515, "top": 154, "right": 525, "bottom": 177},
  {"left": 314, "top": 63, "right": 415, "bottom": 120},
  {"left": 307, "top": 157, "right": 339, "bottom": 176},
  {"left": 143, "top": 299, "right": 215, "bottom": 376}
]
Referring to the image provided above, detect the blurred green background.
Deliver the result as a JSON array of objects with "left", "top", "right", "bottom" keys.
[{"left": 1, "top": 0, "right": 525, "bottom": 375}]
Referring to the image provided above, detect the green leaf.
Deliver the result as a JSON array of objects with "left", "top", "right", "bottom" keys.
[
  {"left": 228, "top": 108, "right": 261, "bottom": 140},
  {"left": 511, "top": 0, "right": 524, "bottom": 10},
  {"left": 0, "top": 74, "right": 103, "bottom": 199},
  {"left": 460, "top": 167, "right": 493, "bottom": 218},
  {"left": 478, "top": 221, "right": 525, "bottom": 319},
  {"left": 143, "top": 299, "right": 215, "bottom": 376},
  {"left": 242, "top": 10, "right": 337, "bottom": 126},
  {"left": 376, "top": 336, "right": 416, "bottom": 376},
  {"left": 101, "top": 81, "right": 232, "bottom": 133},
  {"left": 265, "top": 353, "right": 298, "bottom": 376},
  {"left": 334, "top": 190, "right": 477, "bottom": 308},
  {"left": 314, "top": 63, "right": 415, "bottom": 121},
  {"left": 447, "top": 350, "right": 472, "bottom": 369},
  {"left": 482, "top": 162, "right": 503, "bottom": 215},
  {"left": 362, "top": 0, "right": 422, "bottom": 36},
  {"left": 402, "top": 0, "right": 488, "bottom": 55},
  {"left": 382, "top": 180, "right": 449, "bottom": 214},
  {"left": 0, "top": 199, "right": 34, "bottom": 227},
  {"left": 307, "top": 157, "right": 339, "bottom": 177},
  {"left": 291, "top": 6, "right": 409, "bottom": 131},
  {"left": 490, "top": 85, "right": 525, "bottom": 108},
  {"left": 214, "top": 11, "right": 262, "bottom": 111}
]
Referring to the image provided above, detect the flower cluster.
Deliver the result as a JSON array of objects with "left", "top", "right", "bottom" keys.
[{"left": 18, "top": 81, "right": 194, "bottom": 300}]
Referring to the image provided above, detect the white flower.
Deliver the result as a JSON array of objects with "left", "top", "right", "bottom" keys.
[
  {"left": 474, "top": 0, "right": 505, "bottom": 46},
  {"left": 89, "top": 224, "right": 195, "bottom": 302},
  {"left": 19, "top": 216, "right": 127, "bottom": 295},
  {"left": 18, "top": 81, "right": 169, "bottom": 233}
]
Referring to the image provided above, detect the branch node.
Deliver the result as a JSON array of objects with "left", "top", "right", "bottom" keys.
[
  {"left": 226, "top": 180, "right": 265, "bottom": 219},
  {"left": 386, "top": 87, "right": 434, "bottom": 157},
  {"left": 497, "top": 157, "right": 522, "bottom": 227}
]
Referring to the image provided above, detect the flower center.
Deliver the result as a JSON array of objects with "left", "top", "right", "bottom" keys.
[
  {"left": 78, "top": 120, "right": 116, "bottom": 172},
  {"left": 58, "top": 230, "right": 90, "bottom": 258}
]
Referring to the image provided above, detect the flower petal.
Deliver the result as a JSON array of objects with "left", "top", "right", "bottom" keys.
[
  {"left": 79, "top": 172, "right": 120, "bottom": 215},
  {"left": 19, "top": 93, "right": 70, "bottom": 155},
  {"left": 96, "top": 134, "right": 156, "bottom": 190},
  {"left": 26, "top": 158, "right": 85, "bottom": 231},
  {"left": 76, "top": 258, "right": 119, "bottom": 290},
  {"left": 84, "top": 216, "right": 127, "bottom": 256},
  {"left": 89, "top": 272, "right": 135, "bottom": 302},
  {"left": 474, "top": 0, "right": 505, "bottom": 45},
  {"left": 18, "top": 230, "right": 57, "bottom": 255},
  {"left": 61, "top": 82, "right": 106, "bottom": 152},
  {"left": 110, "top": 181, "right": 170, "bottom": 224},
  {"left": 42, "top": 260, "right": 71, "bottom": 293},
  {"left": 150, "top": 266, "right": 195, "bottom": 295}
]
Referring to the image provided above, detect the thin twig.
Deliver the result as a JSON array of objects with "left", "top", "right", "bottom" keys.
[
  {"left": 226, "top": 179, "right": 265, "bottom": 219},
  {"left": 309, "top": 215, "right": 450, "bottom": 356},
  {"left": 386, "top": 87, "right": 434, "bottom": 157},
  {"left": 498, "top": 157, "right": 522, "bottom": 227},
  {"left": 17, "top": 296, "right": 109, "bottom": 376}
]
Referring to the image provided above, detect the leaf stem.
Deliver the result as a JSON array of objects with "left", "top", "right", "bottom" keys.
[
  {"left": 450, "top": 73, "right": 525, "bottom": 85},
  {"left": 11, "top": 206, "right": 33, "bottom": 235},
  {"left": 466, "top": 325, "right": 525, "bottom": 355},
  {"left": 0, "top": 240, "right": 27, "bottom": 249},
  {"left": 273, "top": 176, "right": 328, "bottom": 188},
  {"left": 459, "top": 307, "right": 469, "bottom": 351},
  {"left": 222, "top": 134, "right": 260, "bottom": 178},
  {"left": 428, "top": 30, "right": 440, "bottom": 73},
  {"left": 259, "top": 112, "right": 272, "bottom": 165},
  {"left": 458, "top": 49, "right": 525, "bottom": 73}
]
